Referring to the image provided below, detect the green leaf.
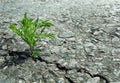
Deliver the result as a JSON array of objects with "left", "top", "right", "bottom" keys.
[
  {"left": 32, "top": 51, "right": 40, "bottom": 58},
  {"left": 39, "top": 20, "right": 53, "bottom": 27},
  {"left": 34, "top": 18, "right": 39, "bottom": 28},
  {"left": 40, "top": 27, "right": 46, "bottom": 33},
  {"left": 10, "top": 24, "right": 22, "bottom": 36}
]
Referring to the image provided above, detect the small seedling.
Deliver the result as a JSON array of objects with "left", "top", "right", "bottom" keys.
[{"left": 10, "top": 13, "right": 55, "bottom": 58}]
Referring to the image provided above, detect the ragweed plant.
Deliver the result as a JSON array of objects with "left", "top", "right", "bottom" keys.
[{"left": 10, "top": 13, "right": 55, "bottom": 58}]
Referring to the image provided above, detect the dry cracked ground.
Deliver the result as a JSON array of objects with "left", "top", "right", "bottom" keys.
[{"left": 0, "top": 0, "right": 120, "bottom": 83}]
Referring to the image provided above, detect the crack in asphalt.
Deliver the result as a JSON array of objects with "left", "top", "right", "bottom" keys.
[
  {"left": 0, "top": 51, "right": 110, "bottom": 83},
  {"left": 38, "top": 55, "right": 110, "bottom": 83}
]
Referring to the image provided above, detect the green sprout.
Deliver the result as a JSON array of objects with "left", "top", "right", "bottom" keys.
[{"left": 10, "top": 13, "right": 55, "bottom": 58}]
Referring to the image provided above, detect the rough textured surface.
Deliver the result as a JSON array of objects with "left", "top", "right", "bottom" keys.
[{"left": 0, "top": 0, "right": 120, "bottom": 83}]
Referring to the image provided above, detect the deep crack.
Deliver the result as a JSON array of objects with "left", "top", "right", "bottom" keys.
[
  {"left": 0, "top": 51, "right": 110, "bottom": 83},
  {"left": 37, "top": 56, "right": 110, "bottom": 83}
]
